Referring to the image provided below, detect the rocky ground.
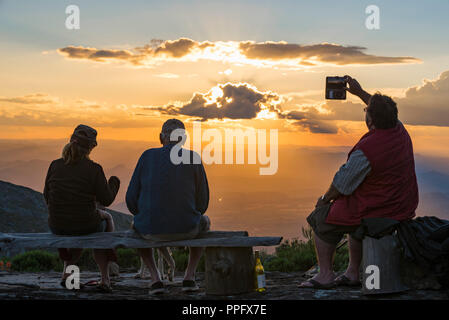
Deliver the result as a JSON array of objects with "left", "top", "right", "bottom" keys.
[{"left": 0, "top": 270, "right": 447, "bottom": 300}]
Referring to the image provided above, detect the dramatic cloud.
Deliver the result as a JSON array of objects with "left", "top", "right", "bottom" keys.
[
  {"left": 238, "top": 41, "right": 418, "bottom": 66},
  {"left": 148, "top": 82, "right": 282, "bottom": 120},
  {"left": 136, "top": 38, "right": 214, "bottom": 58},
  {"left": 278, "top": 104, "right": 347, "bottom": 134},
  {"left": 3, "top": 71, "right": 447, "bottom": 135},
  {"left": 58, "top": 46, "right": 143, "bottom": 65},
  {"left": 280, "top": 100, "right": 363, "bottom": 122},
  {"left": 57, "top": 38, "right": 215, "bottom": 66},
  {"left": 280, "top": 109, "right": 339, "bottom": 133},
  {"left": 145, "top": 70, "right": 449, "bottom": 133},
  {"left": 57, "top": 38, "right": 420, "bottom": 68},
  {"left": 293, "top": 119, "right": 339, "bottom": 134},
  {"left": 398, "top": 70, "right": 449, "bottom": 127},
  {"left": 145, "top": 82, "right": 339, "bottom": 133}
]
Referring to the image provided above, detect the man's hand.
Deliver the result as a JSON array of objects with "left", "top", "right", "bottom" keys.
[
  {"left": 344, "top": 75, "right": 371, "bottom": 105},
  {"left": 344, "top": 75, "right": 363, "bottom": 96},
  {"left": 315, "top": 183, "right": 342, "bottom": 208}
]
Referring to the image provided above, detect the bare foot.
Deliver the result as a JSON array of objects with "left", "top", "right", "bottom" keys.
[
  {"left": 298, "top": 272, "right": 336, "bottom": 288},
  {"left": 336, "top": 268, "right": 359, "bottom": 283}
]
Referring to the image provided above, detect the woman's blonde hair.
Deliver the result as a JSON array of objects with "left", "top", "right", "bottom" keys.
[{"left": 62, "top": 142, "right": 91, "bottom": 165}]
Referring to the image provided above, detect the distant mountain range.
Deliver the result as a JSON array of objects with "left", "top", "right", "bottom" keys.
[
  {"left": 415, "top": 170, "right": 449, "bottom": 219},
  {"left": 0, "top": 180, "right": 132, "bottom": 233},
  {"left": 417, "top": 170, "right": 449, "bottom": 194},
  {"left": 0, "top": 143, "right": 448, "bottom": 238}
]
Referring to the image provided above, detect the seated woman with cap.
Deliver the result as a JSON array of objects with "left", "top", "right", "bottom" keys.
[{"left": 44, "top": 124, "right": 120, "bottom": 292}]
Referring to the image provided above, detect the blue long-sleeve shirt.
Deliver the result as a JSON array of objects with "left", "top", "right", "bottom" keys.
[{"left": 126, "top": 144, "right": 209, "bottom": 235}]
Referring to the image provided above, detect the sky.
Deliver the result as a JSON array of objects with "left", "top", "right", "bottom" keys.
[
  {"left": 1, "top": 0, "right": 449, "bottom": 143},
  {"left": 1, "top": 1, "right": 449, "bottom": 239}
]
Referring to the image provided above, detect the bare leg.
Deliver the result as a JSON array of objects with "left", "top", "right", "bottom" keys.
[
  {"left": 135, "top": 257, "right": 151, "bottom": 279},
  {"left": 61, "top": 248, "right": 83, "bottom": 280},
  {"left": 157, "top": 251, "right": 165, "bottom": 279},
  {"left": 340, "top": 236, "right": 362, "bottom": 281},
  {"left": 93, "top": 249, "right": 110, "bottom": 287},
  {"left": 97, "top": 210, "right": 117, "bottom": 278},
  {"left": 158, "top": 247, "right": 176, "bottom": 281},
  {"left": 184, "top": 247, "right": 204, "bottom": 281},
  {"left": 299, "top": 232, "right": 337, "bottom": 286},
  {"left": 137, "top": 248, "right": 162, "bottom": 285}
]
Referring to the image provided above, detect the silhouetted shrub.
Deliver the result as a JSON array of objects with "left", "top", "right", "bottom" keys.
[
  {"left": 73, "top": 248, "right": 141, "bottom": 271},
  {"left": 170, "top": 247, "right": 205, "bottom": 272},
  {"left": 263, "top": 237, "right": 349, "bottom": 272},
  {"left": 8, "top": 235, "right": 348, "bottom": 273},
  {"left": 11, "top": 250, "right": 63, "bottom": 272},
  {"left": 116, "top": 248, "right": 140, "bottom": 269}
]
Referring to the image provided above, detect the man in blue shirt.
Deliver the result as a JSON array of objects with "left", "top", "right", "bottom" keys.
[{"left": 126, "top": 119, "right": 210, "bottom": 293}]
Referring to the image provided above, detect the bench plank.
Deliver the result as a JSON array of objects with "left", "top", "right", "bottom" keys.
[
  {"left": 0, "top": 230, "right": 248, "bottom": 240},
  {"left": 0, "top": 231, "right": 282, "bottom": 250}
]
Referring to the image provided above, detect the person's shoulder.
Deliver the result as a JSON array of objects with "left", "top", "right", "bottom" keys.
[
  {"left": 84, "top": 158, "right": 104, "bottom": 171},
  {"left": 51, "top": 158, "right": 64, "bottom": 165},
  {"left": 48, "top": 158, "right": 64, "bottom": 169},
  {"left": 135, "top": 148, "right": 162, "bottom": 166},
  {"left": 397, "top": 120, "right": 408, "bottom": 133},
  {"left": 141, "top": 147, "right": 161, "bottom": 158}
]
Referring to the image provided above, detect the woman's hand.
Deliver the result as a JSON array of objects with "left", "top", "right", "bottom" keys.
[{"left": 98, "top": 209, "right": 112, "bottom": 221}]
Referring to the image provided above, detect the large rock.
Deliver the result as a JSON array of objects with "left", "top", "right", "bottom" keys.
[{"left": 0, "top": 180, "right": 132, "bottom": 233}]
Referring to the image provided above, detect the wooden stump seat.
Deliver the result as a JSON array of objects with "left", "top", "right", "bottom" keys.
[{"left": 362, "top": 235, "right": 408, "bottom": 295}]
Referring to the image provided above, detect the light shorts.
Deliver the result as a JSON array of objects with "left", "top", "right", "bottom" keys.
[{"left": 137, "top": 215, "right": 211, "bottom": 242}]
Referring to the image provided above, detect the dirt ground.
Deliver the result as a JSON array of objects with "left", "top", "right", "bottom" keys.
[{"left": 1, "top": 270, "right": 448, "bottom": 300}]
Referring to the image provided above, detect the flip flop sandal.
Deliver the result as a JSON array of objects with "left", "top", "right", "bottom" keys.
[
  {"left": 298, "top": 279, "right": 336, "bottom": 290},
  {"left": 334, "top": 275, "right": 361, "bottom": 287},
  {"left": 60, "top": 279, "right": 85, "bottom": 289},
  {"left": 182, "top": 280, "right": 199, "bottom": 292},
  {"left": 149, "top": 281, "right": 166, "bottom": 295},
  {"left": 93, "top": 283, "right": 113, "bottom": 293},
  {"left": 84, "top": 280, "right": 100, "bottom": 286}
]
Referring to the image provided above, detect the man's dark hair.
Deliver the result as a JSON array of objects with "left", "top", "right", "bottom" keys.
[{"left": 367, "top": 93, "right": 398, "bottom": 129}]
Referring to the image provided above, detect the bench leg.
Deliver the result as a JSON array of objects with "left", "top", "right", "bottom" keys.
[{"left": 205, "top": 247, "right": 254, "bottom": 295}]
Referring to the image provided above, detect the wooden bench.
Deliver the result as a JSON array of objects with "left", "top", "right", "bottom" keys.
[{"left": 0, "top": 230, "right": 282, "bottom": 295}]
